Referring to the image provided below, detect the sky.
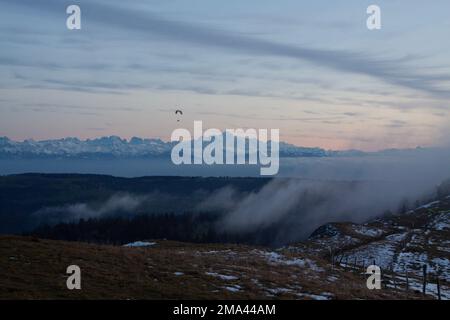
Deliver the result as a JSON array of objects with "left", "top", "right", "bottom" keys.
[{"left": 0, "top": 0, "right": 449, "bottom": 151}]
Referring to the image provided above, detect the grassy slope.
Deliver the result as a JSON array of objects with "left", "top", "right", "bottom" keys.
[{"left": 0, "top": 235, "right": 428, "bottom": 300}]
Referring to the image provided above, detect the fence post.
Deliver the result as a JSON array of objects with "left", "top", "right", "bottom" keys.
[
  {"left": 405, "top": 270, "right": 409, "bottom": 291},
  {"left": 392, "top": 270, "right": 397, "bottom": 289},
  {"left": 422, "top": 264, "right": 427, "bottom": 296},
  {"left": 329, "top": 247, "right": 334, "bottom": 270},
  {"left": 437, "top": 276, "right": 441, "bottom": 300},
  {"left": 405, "top": 270, "right": 409, "bottom": 299}
]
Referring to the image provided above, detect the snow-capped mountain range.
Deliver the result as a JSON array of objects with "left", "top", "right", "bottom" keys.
[
  {"left": 0, "top": 136, "right": 429, "bottom": 159},
  {"left": 0, "top": 136, "right": 173, "bottom": 158}
]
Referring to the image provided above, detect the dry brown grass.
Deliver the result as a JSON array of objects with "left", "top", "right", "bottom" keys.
[{"left": 0, "top": 235, "right": 430, "bottom": 300}]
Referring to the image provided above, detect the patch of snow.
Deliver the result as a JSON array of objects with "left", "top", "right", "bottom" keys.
[
  {"left": 394, "top": 251, "right": 429, "bottom": 276},
  {"left": 431, "top": 258, "right": 450, "bottom": 280},
  {"left": 437, "top": 246, "right": 450, "bottom": 253},
  {"left": 427, "top": 212, "right": 450, "bottom": 231},
  {"left": 409, "top": 233, "right": 426, "bottom": 247},
  {"left": 345, "top": 241, "right": 397, "bottom": 270},
  {"left": 266, "top": 288, "right": 292, "bottom": 295},
  {"left": 406, "top": 277, "right": 450, "bottom": 300},
  {"left": 198, "top": 249, "right": 237, "bottom": 256},
  {"left": 251, "top": 279, "right": 262, "bottom": 287},
  {"left": 353, "top": 225, "right": 384, "bottom": 238},
  {"left": 327, "top": 276, "right": 339, "bottom": 282},
  {"left": 123, "top": 241, "right": 156, "bottom": 247},
  {"left": 386, "top": 233, "right": 408, "bottom": 242},
  {"left": 206, "top": 272, "right": 238, "bottom": 281},
  {"left": 259, "top": 251, "right": 283, "bottom": 261},
  {"left": 435, "top": 240, "right": 450, "bottom": 254},
  {"left": 297, "top": 292, "right": 333, "bottom": 300},
  {"left": 174, "top": 272, "right": 184, "bottom": 276},
  {"left": 282, "top": 258, "right": 308, "bottom": 267},
  {"left": 223, "top": 285, "right": 241, "bottom": 292},
  {"left": 257, "top": 250, "right": 324, "bottom": 272},
  {"left": 418, "top": 201, "right": 440, "bottom": 209}
]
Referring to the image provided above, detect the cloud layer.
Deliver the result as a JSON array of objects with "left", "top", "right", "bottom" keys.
[{"left": 2, "top": 0, "right": 450, "bottom": 97}]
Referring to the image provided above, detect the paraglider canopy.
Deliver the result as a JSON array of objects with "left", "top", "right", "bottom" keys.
[{"left": 175, "top": 109, "right": 183, "bottom": 122}]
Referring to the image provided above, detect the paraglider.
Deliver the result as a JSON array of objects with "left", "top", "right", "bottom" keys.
[{"left": 175, "top": 109, "right": 183, "bottom": 122}]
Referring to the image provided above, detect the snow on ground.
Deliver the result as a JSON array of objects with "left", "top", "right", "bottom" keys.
[
  {"left": 418, "top": 201, "right": 440, "bottom": 209},
  {"left": 406, "top": 277, "right": 450, "bottom": 300},
  {"left": 255, "top": 250, "right": 324, "bottom": 272},
  {"left": 315, "top": 234, "right": 361, "bottom": 249},
  {"left": 123, "top": 241, "right": 156, "bottom": 247},
  {"left": 394, "top": 251, "right": 428, "bottom": 275},
  {"left": 343, "top": 241, "right": 397, "bottom": 270},
  {"left": 251, "top": 279, "right": 262, "bottom": 287},
  {"left": 437, "top": 246, "right": 450, "bottom": 253},
  {"left": 436, "top": 240, "right": 450, "bottom": 253},
  {"left": 385, "top": 232, "right": 408, "bottom": 242},
  {"left": 266, "top": 287, "right": 293, "bottom": 295},
  {"left": 353, "top": 225, "right": 384, "bottom": 238},
  {"left": 431, "top": 258, "right": 450, "bottom": 280},
  {"left": 296, "top": 292, "right": 333, "bottom": 300},
  {"left": 206, "top": 272, "right": 239, "bottom": 281},
  {"left": 223, "top": 285, "right": 241, "bottom": 292},
  {"left": 427, "top": 211, "right": 450, "bottom": 231},
  {"left": 197, "top": 249, "right": 237, "bottom": 256},
  {"left": 392, "top": 255, "right": 450, "bottom": 300},
  {"left": 408, "top": 233, "right": 426, "bottom": 248},
  {"left": 327, "top": 275, "right": 339, "bottom": 282}
]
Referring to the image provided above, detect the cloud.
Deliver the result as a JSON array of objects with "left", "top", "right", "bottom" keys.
[
  {"left": 2, "top": 0, "right": 450, "bottom": 97},
  {"left": 197, "top": 148, "right": 450, "bottom": 243},
  {"left": 384, "top": 119, "right": 408, "bottom": 128},
  {"left": 33, "top": 193, "right": 147, "bottom": 224}
]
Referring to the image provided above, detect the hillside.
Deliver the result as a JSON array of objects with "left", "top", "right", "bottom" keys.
[
  {"left": 1, "top": 195, "right": 448, "bottom": 300},
  {"left": 0, "top": 236, "right": 426, "bottom": 300},
  {"left": 289, "top": 195, "right": 450, "bottom": 299}
]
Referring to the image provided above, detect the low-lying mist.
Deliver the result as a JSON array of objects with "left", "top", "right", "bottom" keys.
[
  {"left": 33, "top": 193, "right": 149, "bottom": 225},
  {"left": 199, "top": 148, "right": 450, "bottom": 242}
]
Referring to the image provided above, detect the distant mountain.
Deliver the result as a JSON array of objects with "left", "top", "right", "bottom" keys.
[
  {"left": 0, "top": 136, "right": 174, "bottom": 159},
  {"left": 0, "top": 136, "right": 433, "bottom": 159}
]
